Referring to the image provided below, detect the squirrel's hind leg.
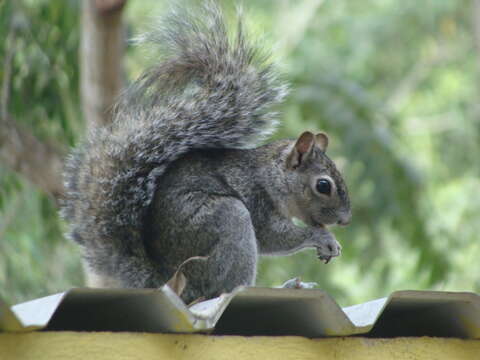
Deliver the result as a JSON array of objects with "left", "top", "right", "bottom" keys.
[{"left": 176, "top": 197, "right": 258, "bottom": 304}]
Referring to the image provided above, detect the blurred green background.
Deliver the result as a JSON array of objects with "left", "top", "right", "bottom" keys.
[{"left": 1, "top": 0, "right": 479, "bottom": 306}]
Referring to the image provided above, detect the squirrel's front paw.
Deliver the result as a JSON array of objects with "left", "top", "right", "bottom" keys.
[{"left": 315, "top": 230, "right": 341, "bottom": 264}]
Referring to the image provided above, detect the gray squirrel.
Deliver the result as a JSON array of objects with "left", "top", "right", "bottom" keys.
[{"left": 62, "top": 1, "right": 351, "bottom": 304}]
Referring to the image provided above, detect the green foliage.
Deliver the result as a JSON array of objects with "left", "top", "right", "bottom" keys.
[
  {"left": 1, "top": 0, "right": 479, "bottom": 306},
  {"left": 0, "top": 0, "right": 83, "bottom": 304}
]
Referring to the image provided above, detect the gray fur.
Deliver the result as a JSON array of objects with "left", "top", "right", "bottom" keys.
[
  {"left": 62, "top": 1, "right": 350, "bottom": 304},
  {"left": 146, "top": 141, "right": 350, "bottom": 302}
]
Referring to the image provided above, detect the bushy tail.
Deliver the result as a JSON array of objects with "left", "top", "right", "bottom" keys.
[{"left": 62, "top": 1, "right": 287, "bottom": 287}]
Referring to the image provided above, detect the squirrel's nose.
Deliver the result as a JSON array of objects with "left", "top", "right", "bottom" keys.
[{"left": 337, "top": 211, "right": 351, "bottom": 226}]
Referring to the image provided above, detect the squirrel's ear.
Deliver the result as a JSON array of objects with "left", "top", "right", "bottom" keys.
[
  {"left": 315, "top": 132, "right": 329, "bottom": 152},
  {"left": 287, "top": 131, "right": 315, "bottom": 170}
]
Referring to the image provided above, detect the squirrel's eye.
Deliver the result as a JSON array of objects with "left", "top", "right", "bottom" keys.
[{"left": 316, "top": 179, "right": 331, "bottom": 195}]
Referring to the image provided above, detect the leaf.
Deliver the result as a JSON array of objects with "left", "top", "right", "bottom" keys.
[{"left": 166, "top": 256, "right": 208, "bottom": 298}]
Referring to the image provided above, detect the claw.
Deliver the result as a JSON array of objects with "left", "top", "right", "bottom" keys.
[{"left": 318, "top": 254, "right": 332, "bottom": 264}]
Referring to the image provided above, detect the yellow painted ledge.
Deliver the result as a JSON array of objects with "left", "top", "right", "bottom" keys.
[{"left": 1, "top": 332, "right": 479, "bottom": 360}]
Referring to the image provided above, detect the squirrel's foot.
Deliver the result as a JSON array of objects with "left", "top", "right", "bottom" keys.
[
  {"left": 280, "top": 277, "right": 318, "bottom": 289},
  {"left": 315, "top": 230, "right": 342, "bottom": 264}
]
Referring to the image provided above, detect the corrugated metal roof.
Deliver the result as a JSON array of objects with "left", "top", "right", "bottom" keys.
[{"left": 1, "top": 287, "right": 479, "bottom": 338}]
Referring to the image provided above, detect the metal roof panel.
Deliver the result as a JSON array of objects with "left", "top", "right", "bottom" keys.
[{"left": 2, "top": 287, "right": 479, "bottom": 338}]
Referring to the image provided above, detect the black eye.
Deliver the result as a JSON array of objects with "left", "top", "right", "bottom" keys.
[{"left": 316, "top": 179, "right": 331, "bottom": 195}]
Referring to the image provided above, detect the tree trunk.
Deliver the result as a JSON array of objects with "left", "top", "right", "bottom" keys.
[{"left": 80, "top": 0, "right": 126, "bottom": 129}]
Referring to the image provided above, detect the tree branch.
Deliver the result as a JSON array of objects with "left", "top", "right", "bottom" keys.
[
  {"left": 473, "top": 0, "right": 480, "bottom": 122},
  {"left": 81, "top": 0, "right": 126, "bottom": 129},
  {"left": 1, "top": 30, "right": 14, "bottom": 121},
  {"left": 0, "top": 9, "right": 64, "bottom": 201},
  {"left": 0, "top": 116, "right": 65, "bottom": 200},
  {"left": 0, "top": 0, "right": 126, "bottom": 202},
  {"left": 474, "top": 0, "right": 480, "bottom": 55},
  {"left": 0, "top": 0, "right": 127, "bottom": 201}
]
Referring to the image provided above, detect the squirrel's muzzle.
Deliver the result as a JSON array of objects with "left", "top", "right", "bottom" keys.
[{"left": 337, "top": 210, "right": 352, "bottom": 226}]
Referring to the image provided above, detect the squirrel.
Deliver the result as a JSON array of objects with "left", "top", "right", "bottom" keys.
[{"left": 62, "top": 1, "right": 351, "bottom": 304}]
